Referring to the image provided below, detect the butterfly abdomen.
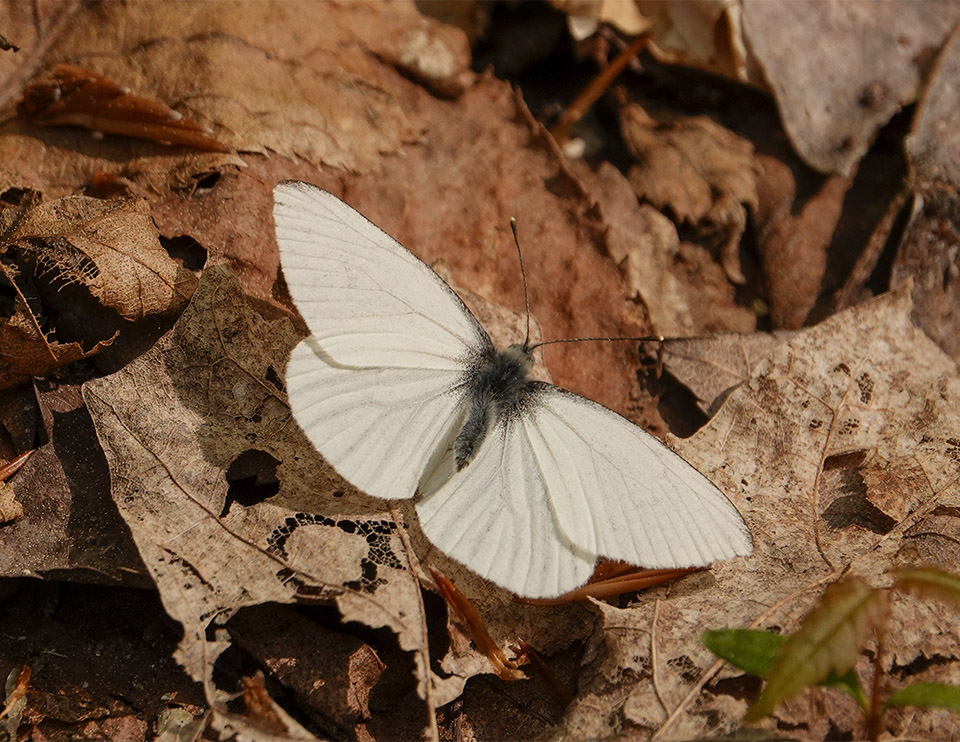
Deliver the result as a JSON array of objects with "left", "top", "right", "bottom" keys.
[{"left": 454, "top": 344, "right": 537, "bottom": 470}]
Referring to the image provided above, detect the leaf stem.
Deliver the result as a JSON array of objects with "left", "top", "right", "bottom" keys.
[{"left": 865, "top": 598, "right": 889, "bottom": 741}]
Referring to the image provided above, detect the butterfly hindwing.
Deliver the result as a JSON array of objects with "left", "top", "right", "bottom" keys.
[
  {"left": 523, "top": 386, "right": 754, "bottom": 570},
  {"left": 285, "top": 336, "right": 468, "bottom": 500},
  {"left": 416, "top": 414, "right": 596, "bottom": 598}
]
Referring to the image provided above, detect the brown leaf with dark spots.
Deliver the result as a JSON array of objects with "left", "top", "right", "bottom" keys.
[
  {"left": 19, "top": 64, "right": 232, "bottom": 152},
  {"left": 656, "top": 331, "right": 796, "bottom": 414}
]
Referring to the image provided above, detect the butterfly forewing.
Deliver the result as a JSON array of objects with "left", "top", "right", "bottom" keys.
[{"left": 274, "top": 181, "right": 491, "bottom": 370}]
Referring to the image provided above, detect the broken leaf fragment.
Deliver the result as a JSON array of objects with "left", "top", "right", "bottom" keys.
[
  {"left": 0, "top": 193, "right": 195, "bottom": 387},
  {"left": 19, "top": 64, "right": 231, "bottom": 152},
  {"left": 619, "top": 103, "right": 757, "bottom": 285}
]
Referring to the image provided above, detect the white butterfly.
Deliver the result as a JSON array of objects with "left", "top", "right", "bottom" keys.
[{"left": 273, "top": 181, "right": 752, "bottom": 599}]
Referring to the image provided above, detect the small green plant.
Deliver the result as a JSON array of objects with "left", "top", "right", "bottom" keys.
[{"left": 703, "top": 567, "right": 960, "bottom": 740}]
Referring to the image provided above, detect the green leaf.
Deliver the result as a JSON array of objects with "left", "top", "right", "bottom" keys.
[
  {"left": 823, "top": 668, "right": 869, "bottom": 712},
  {"left": 893, "top": 567, "right": 960, "bottom": 609},
  {"left": 702, "top": 630, "right": 869, "bottom": 710},
  {"left": 745, "top": 578, "right": 880, "bottom": 722},
  {"left": 886, "top": 682, "right": 960, "bottom": 713},
  {"left": 702, "top": 629, "right": 785, "bottom": 676}
]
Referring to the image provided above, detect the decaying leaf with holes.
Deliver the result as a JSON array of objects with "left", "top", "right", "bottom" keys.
[
  {"left": 0, "top": 193, "right": 196, "bottom": 387},
  {"left": 555, "top": 284, "right": 960, "bottom": 740},
  {"left": 82, "top": 266, "right": 469, "bottom": 737}
]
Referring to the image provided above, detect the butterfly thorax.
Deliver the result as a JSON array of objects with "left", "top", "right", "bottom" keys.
[{"left": 454, "top": 343, "right": 536, "bottom": 470}]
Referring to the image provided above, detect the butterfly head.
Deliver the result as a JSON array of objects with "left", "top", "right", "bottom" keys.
[{"left": 502, "top": 343, "right": 534, "bottom": 376}]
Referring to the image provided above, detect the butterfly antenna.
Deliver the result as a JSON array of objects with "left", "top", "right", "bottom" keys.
[
  {"left": 510, "top": 217, "right": 532, "bottom": 348},
  {"left": 529, "top": 335, "right": 667, "bottom": 374}
]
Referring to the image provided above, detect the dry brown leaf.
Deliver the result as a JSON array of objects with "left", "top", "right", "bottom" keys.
[
  {"left": 590, "top": 161, "right": 756, "bottom": 338},
  {"left": 657, "top": 331, "right": 796, "bottom": 415},
  {"left": 373, "top": 17, "right": 473, "bottom": 98},
  {"left": 753, "top": 156, "right": 853, "bottom": 328},
  {"left": 82, "top": 265, "right": 460, "bottom": 735},
  {"left": 554, "top": 284, "right": 960, "bottom": 739},
  {"left": 889, "top": 23, "right": 960, "bottom": 364},
  {"left": 0, "top": 381, "right": 144, "bottom": 580},
  {"left": 19, "top": 64, "right": 231, "bottom": 152},
  {"left": 0, "top": 254, "right": 114, "bottom": 389},
  {"left": 0, "top": 193, "right": 195, "bottom": 387},
  {"left": 0, "top": 481, "right": 21, "bottom": 524},
  {"left": 638, "top": 0, "right": 749, "bottom": 81},
  {"left": 0, "top": 1, "right": 465, "bottom": 307},
  {"left": 619, "top": 103, "right": 758, "bottom": 285},
  {"left": 741, "top": 0, "right": 960, "bottom": 174},
  {"left": 22, "top": 2, "right": 433, "bottom": 170},
  {"left": 228, "top": 605, "right": 386, "bottom": 725},
  {"left": 5, "top": 194, "right": 194, "bottom": 321}
]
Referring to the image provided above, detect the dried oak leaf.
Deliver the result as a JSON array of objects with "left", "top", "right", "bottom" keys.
[
  {"left": 0, "top": 194, "right": 195, "bottom": 387},
  {"left": 19, "top": 64, "right": 231, "bottom": 152},
  {"left": 554, "top": 284, "right": 960, "bottom": 740},
  {"left": 619, "top": 103, "right": 758, "bottom": 285}
]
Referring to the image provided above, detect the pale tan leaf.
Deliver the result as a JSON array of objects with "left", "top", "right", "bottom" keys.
[
  {"left": 741, "top": 0, "right": 960, "bottom": 174},
  {"left": 556, "top": 285, "right": 960, "bottom": 740}
]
